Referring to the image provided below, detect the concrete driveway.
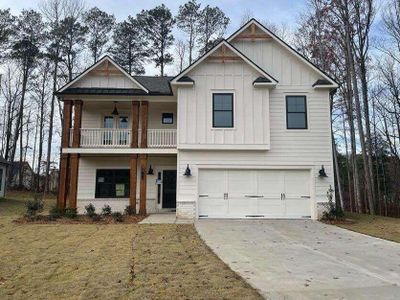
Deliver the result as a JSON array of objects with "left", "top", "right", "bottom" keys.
[{"left": 195, "top": 220, "right": 400, "bottom": 299}]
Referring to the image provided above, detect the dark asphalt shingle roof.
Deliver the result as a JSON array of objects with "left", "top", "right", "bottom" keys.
[
  {"left": 253, "top": 76, "right": 272, "bottom": 84},
  {"left": 177, "top": 76, "right": 194, "bottom": 83},
  {"left": 57, "top": 76, "right": 174, "bottom": 96},
  {"left": 133, "top": 76, "right": 174, "bottom": 95},
  {"left": 312, "top": 79, "right": 333, "bottom": 87}
]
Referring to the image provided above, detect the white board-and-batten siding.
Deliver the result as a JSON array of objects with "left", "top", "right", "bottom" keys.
[
  {"left": 175, "top": 38, "right": 334, "bottom": 219},
  {"left": 76, "top": 155, "right": 176, "bottom": 213},
  {"left": 177, "top": 61, "right": 270, "bottom": 149}
]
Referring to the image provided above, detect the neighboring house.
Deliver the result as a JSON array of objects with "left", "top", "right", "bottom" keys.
[
  {"left": 48, "top": 168, "right": 59, "bottom": 193},
  {"left": 55, "top": 19, "right": 338, "bottom": 219},
  {"left": 10, "top": 161, "right": 34, "bottom": 190},
  {"left": 0, "top": 157, "right": 10, "bottom": 198}
]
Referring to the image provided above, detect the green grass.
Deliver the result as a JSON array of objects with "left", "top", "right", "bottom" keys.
[
  {"left": 337, "top": 212, "right": 400, "bottom": 243},
  {"left": 0, "top": 191, "right": 262, "bottom": 299}
]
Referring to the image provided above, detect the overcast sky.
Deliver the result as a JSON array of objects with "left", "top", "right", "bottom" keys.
[{"left": 1, "top": 0, "right": 309, "bottom": 75}]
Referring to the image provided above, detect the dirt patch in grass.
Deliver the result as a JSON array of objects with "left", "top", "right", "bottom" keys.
[
  {"left": 13, "top": 214, "right": 147, "bottom": 224},
  {"left": 336, "top": 213, "right": 400, "bottom": 243},
  {"left": 130, "top": 224, "right": 263, "bottom": 299}
]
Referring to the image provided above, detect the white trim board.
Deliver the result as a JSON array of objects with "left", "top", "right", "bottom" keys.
[
  {"left": 228, "top": 19, "right": 339, "bottom": 88},
  {"left": 171, "top": 40, "right": 278, "bottom": 85},
  {"left": 57, "top": 56, "right": 149, "bottom": 94},
  {"left": 62, "top": 148, "right": 177, "bottom": 154}
]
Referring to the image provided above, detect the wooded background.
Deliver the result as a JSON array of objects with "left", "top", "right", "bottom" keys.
[{"left": 0, "top": 0, "right": 399, "bottom": 217}]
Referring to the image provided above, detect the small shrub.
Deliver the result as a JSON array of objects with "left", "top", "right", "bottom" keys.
[
  {"left": 65, "top": 208, "right": 78, "bottom": 219},
  {"left": 322, "top": 185, "right": 344, "bottom": 220},
  {"left": 49, "top": 206, "right": 64, "bottom": 219},
  {"left": 112, "top": 212, "right": 124, "bottom": 222},
  {"left": 85, "top": 203, "right": 97, "bottom": 218},
  {"left": 124, "top": 205, "right": 135, "bottom": 216},
  {"left": 25, "top": 196, "right": 44, "bottom": 218},
  {"left": 101, "top": 204, "right": 112, "bottom": 216}
]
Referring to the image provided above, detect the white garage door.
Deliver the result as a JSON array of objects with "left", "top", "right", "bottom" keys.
[{"left": 198, "top": 169, "right": 311, "bottom": 218}]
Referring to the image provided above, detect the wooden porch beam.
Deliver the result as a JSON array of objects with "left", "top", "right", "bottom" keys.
[
  {"left": 131, "top": 101, "right": 140, "bottom": 148},
  {"left": 57, "top": 153, "right": 69, "bottom": 209},
  {"left": 139, "top": 154, "right": 147, "bottom": 215},
  {"left": 68, "top": 153, "right": 79, "bottom": 209},
  {"left": 130, "top": 154, "right": 138, "bottom": 211},
  {"left": 140, "top": 101, "right": 149, "bottom": 148},
  {"left": 61, "top": 100, "right": 72, "bottom": 148},
  {"left": 72, "top": 100, "right": 83, "bottom": 148}
]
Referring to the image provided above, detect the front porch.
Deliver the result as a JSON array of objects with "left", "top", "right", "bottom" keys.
[{"left": 75, "top": 154, "right": 177, "bottom": 215}]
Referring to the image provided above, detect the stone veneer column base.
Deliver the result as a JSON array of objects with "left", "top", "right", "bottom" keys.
[{"left": 176, "top": 201, "right": 196, "bottom": 219}]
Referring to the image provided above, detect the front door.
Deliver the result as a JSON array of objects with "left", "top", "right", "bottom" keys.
[{"left": 162, "top": 170, "right": 177, "bottom": 208}]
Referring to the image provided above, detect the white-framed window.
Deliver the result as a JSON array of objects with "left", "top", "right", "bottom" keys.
[
  {"left": 162, "top": 113, "right": 174, "bottom": 124},
  {"left": 286, "top": 95, "right": 308, "bottom": 129},
  {"left": 212, "top": 93, "right": 234, "bottom": 128}
]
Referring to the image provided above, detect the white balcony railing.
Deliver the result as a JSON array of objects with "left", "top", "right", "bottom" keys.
[
  {"left": 69, "top": 128, "right": 176, "bottom": 148},
  {"left": 147, "top": 129, "right": 177, "bottom": 148}
]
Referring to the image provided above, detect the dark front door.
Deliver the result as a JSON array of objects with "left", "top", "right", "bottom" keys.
[{"left": 162, "top": 170, "right": 176, "bottom": 208}]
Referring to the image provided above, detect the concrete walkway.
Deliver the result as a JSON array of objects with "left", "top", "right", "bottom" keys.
[
  {"left": 139, "top": 213, "right": 193, "bottom": 224},
  {"left": 195, "top": 219, "right": 400, "bottom": 299}
]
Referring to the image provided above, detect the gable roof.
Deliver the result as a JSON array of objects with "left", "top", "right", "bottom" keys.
[
  {"left": 171, "top": 39, "right": 278, "bottom": 85},
  {"left": 56, "top": 55, "right": 150, "bottom": 94},
  {"left": 228, "top": 19, "right": 339, "bottom": 88},
  {"left": 133, "top": 76, "right": 173, "bottom": 95}
]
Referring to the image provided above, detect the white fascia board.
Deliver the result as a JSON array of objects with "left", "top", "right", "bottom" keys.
[
  {"left": 229, "top": 19, "right": 339, "bottom": 88},
  {"left": 57, "top": 56, "right": 149, "bottom": 94},
  {"left": 171, "top": 40, "right": 278, "bottom": 85}
]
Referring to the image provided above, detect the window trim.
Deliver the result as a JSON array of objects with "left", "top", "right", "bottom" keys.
[
  {"left": 286, "top": 95, "right": 308, "bottom": 130},
  {"left": 161, "top": 112, "right": 174, "bottom": 124},
  {"left": 212, "top": 92, "right": 234, "bottom": 128},
  {"left": 95, "top": 169, "right": 130, "bottom": 199}
]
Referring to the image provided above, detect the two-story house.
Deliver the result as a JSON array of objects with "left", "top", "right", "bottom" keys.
[{"left": 56, "top": 19, "right": 338, "bottom": 219}]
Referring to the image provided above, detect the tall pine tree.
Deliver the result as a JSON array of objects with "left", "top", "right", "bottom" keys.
[
  {"left": 137, "top": 4, "right": 175, "bottom": 76},
  {"left": 177, "top": 0, "right": 200, "bottom": 64}
]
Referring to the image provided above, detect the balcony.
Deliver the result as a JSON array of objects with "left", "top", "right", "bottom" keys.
[{"left": 69, "top": 128, "right": 177, "bottom": 148}]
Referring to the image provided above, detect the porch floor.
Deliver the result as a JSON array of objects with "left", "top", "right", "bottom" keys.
[{"left": 139, "top": 213, "right": 193, "bottom": 224}]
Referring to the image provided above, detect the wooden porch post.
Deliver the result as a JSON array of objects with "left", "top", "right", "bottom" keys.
[
  {"left": 129, "top": 100, "right": 140, "bottom": 211},
  {"left": 139, "top": 154, "right": 147, "bottom": 215},
  {"left": 68, "top": 100, "right": 83, "bottom": 208},
  {"left": 140, "top": 101, "right": 148, "bottom": 148},
  {"left": 57, "top": 100, "right": 72, "bottom": 209},
  {"left": 139, "top": 101, "right": 148, "bottom": 215}
]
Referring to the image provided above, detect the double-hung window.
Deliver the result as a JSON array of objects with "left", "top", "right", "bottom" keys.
[
  {"left": 212, "top": 93, "right": 234, "bottom": 128},
  {"left": 286, "top": 96, "right": 307, "bottom": 129}
]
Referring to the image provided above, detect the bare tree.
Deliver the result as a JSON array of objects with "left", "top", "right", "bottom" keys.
[{"left": 175, "top": 40, "right": 187, "bottom": 72}]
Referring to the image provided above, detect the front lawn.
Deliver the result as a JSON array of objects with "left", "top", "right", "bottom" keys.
[
  {"left": 336, "top": 212, "right": 400, "bottom": 243},
  {"left": 0, "top": 192, "right": 261, "bottom": 299}
]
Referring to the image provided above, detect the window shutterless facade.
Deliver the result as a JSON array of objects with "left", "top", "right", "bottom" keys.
[
  {"left": 212, "top": 93, "right": 234, "bottom": 128},
  {"left": 95, "top": 169, "right": 130, "bottom": 198},
  {"left": 286, "top": 96, "right": 307, "bottom": 129},
  {"left": 162, "top": 113, "right": 174, "bottom": 124}
]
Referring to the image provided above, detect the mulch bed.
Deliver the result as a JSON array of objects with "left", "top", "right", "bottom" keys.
[
  {"left": 321, "top": 218, "right": 355, "bottom": 225},
  {"left": 14, "top": 214, "right": 147, "bottom": 225}
]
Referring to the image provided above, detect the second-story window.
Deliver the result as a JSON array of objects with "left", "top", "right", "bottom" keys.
[
  {"left": 213, "top": 93, "right": 234, "bottom": 128},
  {"left": 162, "top": 113, "right": 173, "bottom": 124},
  {"left": 286, "top": 96, "right": 307, "bottom": 129}
]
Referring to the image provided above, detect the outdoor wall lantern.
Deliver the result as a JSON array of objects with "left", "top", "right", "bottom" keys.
[
  {"left": 183, "top": 164, "right": 192, "bottom": 176},
  {"left": 111, "top": 101, "right": 119, "bottom": 116},
  {"left": 319, "top": 165, "right": 328, "bottom": 177},
  {"left": 147, "top": 165, "right": 154, "bottom": 175}
]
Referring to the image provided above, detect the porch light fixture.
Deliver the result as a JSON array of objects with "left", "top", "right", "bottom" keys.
[
  {"left": 111, "top": 101, "right": 119, "bottom": 116},
  {"left": 183, "top": 164, "right": 192, "bottom": 176},
  {"left": 319, "top": 165, "right": 328, "bottom": 177},
  {"left": 147, "top": 165, "right": 154, "bottom": 175}
]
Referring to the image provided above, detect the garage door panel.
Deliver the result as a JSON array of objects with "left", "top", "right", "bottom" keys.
[
  {"left": 284, "top": 170, "right": 310, "bottom": 197},
  {"left": 227, "top": 170, "right": 256, "bottom": 195},
  {"left": 257, "top": 170, "right": 283, "bottom": 197},
  {"left": 198, "top": 169, "right": 312, "bottom": 219},
  {"left": 257, "top": 198, "right": 283, "bottom": 216}
]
